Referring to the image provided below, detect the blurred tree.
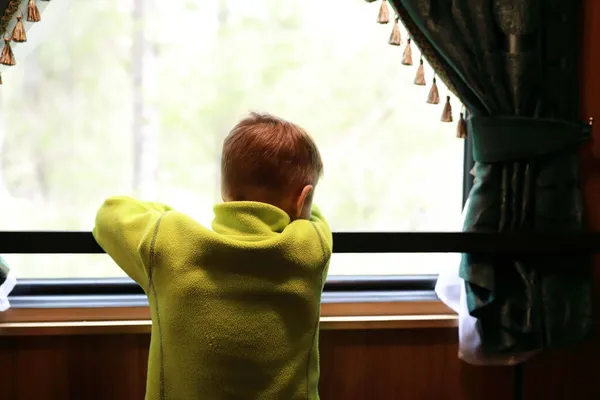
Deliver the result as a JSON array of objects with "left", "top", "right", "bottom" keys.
[{"left": 132, "top": 0, "right": 158, "bottom": 198}]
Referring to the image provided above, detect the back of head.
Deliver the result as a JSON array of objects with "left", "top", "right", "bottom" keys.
[{"left": 221, "top": 113, "right": 323, "bottom": 214}]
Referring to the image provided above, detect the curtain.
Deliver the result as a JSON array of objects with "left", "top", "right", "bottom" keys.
[{"left": 390, "top": 0, "right": 592, "bottom": 354}]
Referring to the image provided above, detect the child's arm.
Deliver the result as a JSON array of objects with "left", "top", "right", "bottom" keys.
[{"left": 93, "top": 196, "right": 173, "bottom": 290}]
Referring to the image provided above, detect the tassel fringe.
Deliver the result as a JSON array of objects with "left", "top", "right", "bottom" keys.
[
  {"left": 377, "top": 0, "right": 390, "bottom": 24},
  {"left": 414, "top": 57, "right": 426, "bottom": 85},
  {"left": 27, "top": 0, "right": 41, "bottom": 23},
  {"left": 12, "top": 15, "right": 26, "bottom": 43},
  {"left": 427, "top": 77, "right": 440, "bottom": 104},
  {"left": 1, "top": 38, "right": 15, "bottom": 66},
  {"left": 0, "top": 1, "right": 45, "bottom": 85},
  {"left": 441, "top": 96, "right": 453, "bottom": 122},
  {"left": 456, "top": 112, "right": 467, "bottom": 138},
  {"left": 364, "top": 0, "right": 461, "bottom": 132},
  {"left": 402, "top": 38, "right": 412, "bottom": 66},
  {"left": 388, "top": 17, "right": 401, "bottom": 46}
]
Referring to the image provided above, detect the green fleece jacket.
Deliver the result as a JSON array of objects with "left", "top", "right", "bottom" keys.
[{"left": 93, "top": 197, "right": 332, "bottom": 400}]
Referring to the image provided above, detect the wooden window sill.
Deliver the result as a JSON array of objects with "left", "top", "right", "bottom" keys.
[{"left": 0, "top": 300, "right": 457, "bottom": 336}]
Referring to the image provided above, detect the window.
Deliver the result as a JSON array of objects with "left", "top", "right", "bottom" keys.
[{"left": 1, "top": 0, "right": 465, "bottom": 280}]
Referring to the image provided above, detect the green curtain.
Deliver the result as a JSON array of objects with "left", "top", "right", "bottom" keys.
[{"left": 390, "top": 0, "right": 592, "bottom": 354}]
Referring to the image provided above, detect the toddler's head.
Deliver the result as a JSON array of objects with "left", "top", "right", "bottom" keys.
[{"left": 221, "top": 113, "right": 323, "bottom": 220}]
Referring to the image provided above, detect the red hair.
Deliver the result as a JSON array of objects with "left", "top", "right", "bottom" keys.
[{"left": 221, "top": 113, "right": 323, "bottom": 197}]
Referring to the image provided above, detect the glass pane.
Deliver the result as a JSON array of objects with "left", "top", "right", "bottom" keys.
[{"left": 1, "top": 0, "right": 463, "bottom": 278}]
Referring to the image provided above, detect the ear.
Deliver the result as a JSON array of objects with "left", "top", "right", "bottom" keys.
[{"left": 293, "top": 185, "right": 313, "bottom": 220}]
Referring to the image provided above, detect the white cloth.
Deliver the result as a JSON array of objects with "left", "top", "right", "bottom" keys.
[
  {"left": 0, "top": 270, "right": 15, "bottom": 312},
  {"left": 435, "top": 198, "right": 537, "bottom": 365}
]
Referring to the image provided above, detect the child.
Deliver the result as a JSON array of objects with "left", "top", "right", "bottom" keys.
[{"left": 93, "top": 113, "right": 332, "bottom": 400}]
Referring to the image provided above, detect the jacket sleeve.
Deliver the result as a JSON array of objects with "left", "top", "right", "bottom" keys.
[{"left": 93, "top": 196, "right": 173, "bottom": 290}]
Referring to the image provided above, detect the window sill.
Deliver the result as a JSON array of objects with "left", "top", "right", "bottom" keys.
[
  {"left": 0, "top": 314, "right": 458, "bottom": 336},
  {"left": 0, "top": 298, "right": 456, "bottom": 336}
]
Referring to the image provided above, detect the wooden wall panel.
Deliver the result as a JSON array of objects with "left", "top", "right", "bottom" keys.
[
  {"left": 0, "top": 329, "right": 514, "bottom": 400},
  {"left": 0, "top": 335, "right": 150, "bottom": 400},
  {"left": 319, "top": 329, "right": 514, "bottom": 400}
]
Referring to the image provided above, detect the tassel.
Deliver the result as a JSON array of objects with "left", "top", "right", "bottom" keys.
[
  {"left": 456, "top": 112, "right": 467, "bottom": 138},
  {"left": 414, "top": 57, "right": 426, "bottom": 85},
  {"left": 27, "top": 0, "right": 41, "bottom": 23},
  {"left": 377, "top": 0, "right": 390, "bottom": 24},
  {"left": 388, "top": 17, "right": 401, "bottom": 46},
  {"left": 426, "top": 76, "right": 440, "bottom": 104},
  {"left": 441, "top": 96, "right": 453, "bottom": 122},
  {"left": 402, "top": 38, "right": 413, "bottom": 65},
  {"left": 1, "top": 38, "right": 15, "bottom": 66},
  {"left": 12, "top": 15, "right": 26, "bottom": 43}
]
